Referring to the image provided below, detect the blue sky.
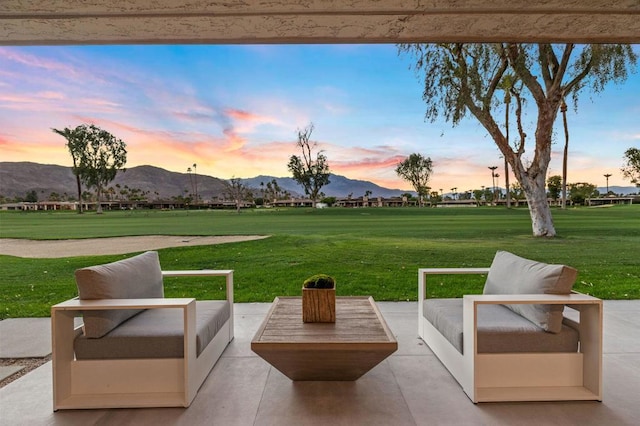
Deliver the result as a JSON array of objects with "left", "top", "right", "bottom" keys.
[{"left": 1, "top": 44, "right": 638, "bottom": 192}]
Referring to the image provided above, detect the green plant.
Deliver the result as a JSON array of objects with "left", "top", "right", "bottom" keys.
[{"left": 303, "top": 274, "right": 335, "bottom": 289}]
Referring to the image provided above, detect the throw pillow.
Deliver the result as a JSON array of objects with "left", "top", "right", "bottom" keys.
[
  {"left": 483, "top": 251, "right": 577, "bottom": 333},
  {"left": 75, "top": 250, "right": 164, "bottom": 338}
]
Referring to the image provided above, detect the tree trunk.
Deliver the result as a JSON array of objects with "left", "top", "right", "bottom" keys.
[
  {"left": 75, "top": 174, "right": 83, "bottom": 214},
  {"left": 96, "top": 187, "right": 103, "bottom": 214},
  {"left": 514, "top": 164, "right": 556, "bottom": 237},
  {"left": 504, "top": 157, "right": 511, "bottom": 208}
]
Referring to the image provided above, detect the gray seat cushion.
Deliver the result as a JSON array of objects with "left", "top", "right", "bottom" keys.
[
  {"left": 75, "top": 251, "right": 164, "bottom": 338},
  {"left": 483, "top": 251, "right": 578, "bottom": 333},
  {"left": 74, "top": 300, "right": 230, "bottom": 359},
  {"left": 423, "top": 298, "right": 579, "bottom": 354}
]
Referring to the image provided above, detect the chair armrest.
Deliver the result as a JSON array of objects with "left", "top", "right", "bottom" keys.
[
  {"left": 463, "top": 292, "right": 602, "bottom": 306},
  {"left": 162, "top": 269, "right": 233, "bottom": 278},
  {"left": 419, "top": 268, "right": 490, "bottom": 275},
  {"left": 52, "top": 297, "right": 196, "bottom": 312},
  {"left": 418, "top": 267, "right": 490, "bottom": 302},
  {"left": 162, "top": 269, "right": 234, "bottom": 304}
]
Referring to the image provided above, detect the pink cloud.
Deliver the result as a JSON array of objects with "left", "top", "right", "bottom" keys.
[
  {"left": 0, "top": 48, "right": 80, "bottom": 78},
  {"left": 332, "top": 155, "right": 406, "bottom": 173},
  {"left": 225, "top": 109, "right": 262, "bottom": 122},
  {"left": 38, "top": 91, "right": 65, "bottom": 100}
]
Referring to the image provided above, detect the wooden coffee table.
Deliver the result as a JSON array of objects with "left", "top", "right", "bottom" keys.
[{"left": 251, "top": 296, "right": 397, "bottom": 381}]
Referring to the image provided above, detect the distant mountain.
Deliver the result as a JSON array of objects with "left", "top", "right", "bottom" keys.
[
  {"left": 3, "top": 162, "right": 635, "bottom": 202},
  {"left": 0, "top": 162, "right": 228, "bottom": 200},
  {"left": 0, "top": 162, "right": 410, "bottom": 201},
  {"left": 0, "top": 162, "right": 76, "bottom": 199},
  {"left": 240, "top": 174, "right": 411, "bottom": 199}
]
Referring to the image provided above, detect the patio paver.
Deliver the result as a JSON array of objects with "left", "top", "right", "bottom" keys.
[{"left": 0, "top": 301, "right": 639, "bottom": 425}]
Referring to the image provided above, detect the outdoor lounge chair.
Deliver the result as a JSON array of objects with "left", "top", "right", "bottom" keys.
[
  {"left": 51, "top": 251, "right": 234, "bottom": 410},
  {"left": 418, "top": 251, "right": 603, "bottom": 403}
]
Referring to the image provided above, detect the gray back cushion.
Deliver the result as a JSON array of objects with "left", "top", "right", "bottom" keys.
[
  {"left": 483, "top": 251, "right": 577, "bottom": 333},
  {"left": 75, "top": 251, "right": 164, "bottom": 338}
]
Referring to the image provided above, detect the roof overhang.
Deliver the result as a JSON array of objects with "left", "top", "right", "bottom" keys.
[{"left": 2, "top": 0, "right": 639, "bottom": 46}]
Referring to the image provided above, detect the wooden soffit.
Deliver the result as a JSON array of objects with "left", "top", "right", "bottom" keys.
[{"left": 1, "top": 0, "right": 639, "bottom": 46}]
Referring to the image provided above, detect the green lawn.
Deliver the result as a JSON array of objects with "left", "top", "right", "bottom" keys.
[{"left": 1, "top": 205, "right": 638, "bottom": 319}]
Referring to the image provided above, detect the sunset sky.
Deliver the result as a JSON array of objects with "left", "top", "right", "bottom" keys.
[{"left": 1, "top": 44, "right": 638, "bottom": 193}]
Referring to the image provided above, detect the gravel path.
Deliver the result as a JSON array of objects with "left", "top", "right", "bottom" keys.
[{"left": 0, "top": 235, "right": 269, "bottom": 258}]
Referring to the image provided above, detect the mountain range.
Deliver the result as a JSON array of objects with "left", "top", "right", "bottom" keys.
[
  {"left": 1, "top": 162, "right": 636, "bottom": 202},
  {"left": 0, "top": 162, "right": 410, "bottom": 201}
]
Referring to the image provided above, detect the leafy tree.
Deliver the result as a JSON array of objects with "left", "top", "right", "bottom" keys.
[
  {"left": 225, "top": 177, "right": 253, "bottom": 213},
  {"left": 569, "top": 182, "right": 599, "bottom": 205},
  {"left": 472, "top": 189, "right": 484, "bottom": 204},
  {"left": 77, "top": 125, "right": 127, "bottom": 213},
  {"left": 287, "top": 123, "right": 330, "bottom": 206},
  {"left": 25, "top": 190, "right": 38, "bottom": 203},
  {"left": 399, "top": 43, "right": 637, "bottom": 236},
  {"left": 547, "top": 175, "right": 563, "bottom": 201},
  {"left": 483, "top": 187, "right": 494, "bottom": 203},
  {"left": 509, "top": 182, "right": 525, "bottom": 202},
  {"left": 54, "top": 124, "right": 127, "bottom": 214},
  {"left": 53, "top": 126, "right": 86, "bottom": 213},
  {"left": 395, "top": 153, "right": 433, "bottom": 207},
  {"left": 622, "top": 147, "right": 640, "bottom": 187},
  {"left": 321, "top": 196, "right": 337, "bottom": 206}
]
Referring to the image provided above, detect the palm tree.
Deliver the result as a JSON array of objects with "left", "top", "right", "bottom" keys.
[
  {"left": 192, "top": 163, "right": 198, "bottom": 206},
  {"left": 560, "top": 96, "right": 569, "bottom": 209},
  {"left": 488, "top": 166, "right": 498, "bottom": 204},
  {"left": 498, "top": 73, "right": 517, "bottom": 208}
]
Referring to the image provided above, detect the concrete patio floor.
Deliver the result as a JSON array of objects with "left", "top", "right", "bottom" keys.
[{"left": 1, "top": 300, "right": 639, "bottom": 426}]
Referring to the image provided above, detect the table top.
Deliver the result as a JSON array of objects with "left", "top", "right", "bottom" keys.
[{"left": 251, "top": 296, "right": 396, "bottom": 345}]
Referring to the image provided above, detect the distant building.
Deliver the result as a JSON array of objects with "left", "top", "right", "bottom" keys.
[
  {"left": 0, "top": 201, "right": 77, "bottom": 211},
  {"left": 587, "top": 197, "right": 635, "bottom": 206}
]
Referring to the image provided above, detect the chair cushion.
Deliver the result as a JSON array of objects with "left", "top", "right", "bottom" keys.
[
  {"left": 483, "top": 251, "right": 577, "bottom": 333},
  {"left": 74, "top": 301, "right": 231, "bottom": 359},
  {"left": 423, "top": 298, "right": 579, "bottom": 354},
  {"left": 75, "top": 251, "right": 164, "bottom": 338}
]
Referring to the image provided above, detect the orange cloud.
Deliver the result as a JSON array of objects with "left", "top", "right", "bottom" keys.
[{"left": 222, "top": 128, "right": 246, "bottom": 152}]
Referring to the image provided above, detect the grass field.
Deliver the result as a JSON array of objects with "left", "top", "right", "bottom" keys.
[{"left": 1, "top": 205, "right": 638, "bottom": 319}]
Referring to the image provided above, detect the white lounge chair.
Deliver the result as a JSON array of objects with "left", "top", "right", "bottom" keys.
[
  {"left": 51, "top": 251, "right": 234, "bottom": 410},
  {"left": 418, "top": 251, "right": 603, "bottom": 403}
]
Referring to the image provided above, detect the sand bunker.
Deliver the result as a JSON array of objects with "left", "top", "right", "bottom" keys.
[{"left": 0, "top": 235, "right": 269, "bottom": 258}]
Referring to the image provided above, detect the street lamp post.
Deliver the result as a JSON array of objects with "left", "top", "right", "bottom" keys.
[{"left": 604, "top": 173, "right": 612, "bottom": 195}]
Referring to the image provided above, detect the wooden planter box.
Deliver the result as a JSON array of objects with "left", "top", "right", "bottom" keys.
[{"left": 302, "top": 288, "right": 336, "bottom": 323}]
